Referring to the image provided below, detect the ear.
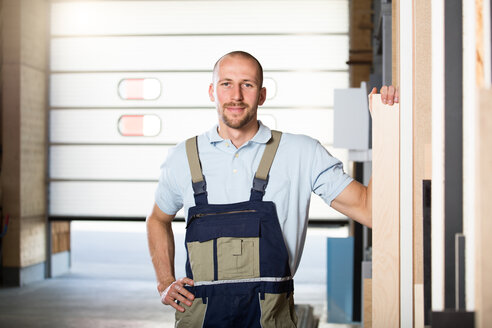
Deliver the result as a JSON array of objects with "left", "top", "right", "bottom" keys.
[
  {"left": 208, "top": 83, "right": 215, "bottom": 102},
  {"left": 258, "top": 87, "right": 267, "bottom": 106}
]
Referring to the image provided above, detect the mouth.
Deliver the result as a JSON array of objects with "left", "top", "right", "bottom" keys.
[{"left": 225, "top": 103, "right": 247, "bottom": 113}]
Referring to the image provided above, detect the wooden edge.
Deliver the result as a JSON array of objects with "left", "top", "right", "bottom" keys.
[{"left": 371, "top": 93, "right": 400, "bottom": 327}]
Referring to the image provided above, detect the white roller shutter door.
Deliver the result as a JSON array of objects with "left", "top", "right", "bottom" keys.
[{"left": 49, "top": 0, "right": 350, "bottom": 219}]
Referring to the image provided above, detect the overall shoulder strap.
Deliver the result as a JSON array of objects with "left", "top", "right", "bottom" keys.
[
  {"left": 251, "top": 130, "right": 282, "bottom": 200},
  {"left": 185, "top": 136, "right": 208, "bottom": 205}
]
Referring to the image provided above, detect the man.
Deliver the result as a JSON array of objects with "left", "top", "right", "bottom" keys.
[{"left": 147, "top": 51, "right": 398, "bottom": 327}]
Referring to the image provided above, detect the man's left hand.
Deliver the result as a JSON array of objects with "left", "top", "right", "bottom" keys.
[{"left": 368, "top": 85, "right": 400, "bottom": 114}]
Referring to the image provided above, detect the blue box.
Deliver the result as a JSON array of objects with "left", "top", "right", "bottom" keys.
[{"left": 327, "top": 237, "right": 354, "bottom": 323}]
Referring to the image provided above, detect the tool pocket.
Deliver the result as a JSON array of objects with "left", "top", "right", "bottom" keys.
[
  {"left": 259, "top": 292, "right": 298, "bottom": 328},
  {"left": 217, "top": 237, "right": 260, "bottom": 279},
  {"left": 175, "top": 297, "right": 208, "bottom": 328},
  {"left": 186, "top": 211, "right": 261, "bottom": 281},
  {"left": 187, "top": 240, "right": 214, "bottom": 282}
]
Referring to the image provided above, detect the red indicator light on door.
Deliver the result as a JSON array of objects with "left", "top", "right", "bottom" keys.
[
  {"left": 118, "top": 115, "right": 161, "bottom": 136},
  {"left": 118, "top": 78, "right": 161, "bottom": 100}
]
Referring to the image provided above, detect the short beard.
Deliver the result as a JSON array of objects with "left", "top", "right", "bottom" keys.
[{"left": 219, "top": 103, "right": 256, "bottom": 129}]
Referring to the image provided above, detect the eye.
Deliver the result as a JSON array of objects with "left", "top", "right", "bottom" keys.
[
  {"left": 220, "top": 82, "right": 231, "bottom": 87},
  {"left": 243, "top": 83, "right": 254, "bottom": 88}
]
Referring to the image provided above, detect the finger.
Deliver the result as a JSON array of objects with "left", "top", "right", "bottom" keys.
[
  {"left": 394, "top": 87, "right": 400, "bottom": 103},
  {"left": 173, "top": 290, "right": 194, "bottom": 307},
  {"left": 178, "top": 277, "right": 195, "bottom": 287},
  {"left": 368, "top": 87, "right": 377, "bottom": 114},
  {"left": 387, "top": 85, "right": 395, "bottom": 105},
  {"left": 162, "top": 290, "right": 188, "bottom": 312},
  {"left": 166, "top": 296, "right": 186, "bottom": 312},
  {"left": 380, "top": 85, "right": 388, "bottom": 104},
  {"left": 174, "top": 283, "right": 195, "bottom": 302}
]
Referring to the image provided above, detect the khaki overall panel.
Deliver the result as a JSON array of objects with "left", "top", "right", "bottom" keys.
[
  {"left": 175, "top": 292, "right": 298, "bottom": 328},
  {"left": 187, "top": 237, "right": 260, "bottom": 282},
  {"left": 217, "top": 237, "right": 260, "bottom": 280},
  {"left": 175, "top": 297, "right": 208, "bottom": 328},
  {"left": 260, "top": 292, "right": 298, "bottom": 328},
  {"left": 187, "top": 240, "right": 214, "bottom": 282}
]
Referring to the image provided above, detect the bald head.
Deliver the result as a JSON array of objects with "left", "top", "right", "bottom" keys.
[{"left": 212, "top": 51, "right": 264, "bottom": 87}]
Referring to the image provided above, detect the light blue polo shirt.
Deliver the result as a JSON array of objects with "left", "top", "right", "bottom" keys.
[{"left": 155, "top": 121, "right": 353, "bottom": 275}]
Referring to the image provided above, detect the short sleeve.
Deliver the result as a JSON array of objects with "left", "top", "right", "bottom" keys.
[
  {"left": 311, "top": 142, "right": 353, "bottom": 205},
  {"left": 154, "top": 146, "right": 184, "bottom": 215}
]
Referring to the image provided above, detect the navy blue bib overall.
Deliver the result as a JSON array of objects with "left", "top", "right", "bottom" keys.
[{"left": 176, "top": 131, "right": 297, "bottom": 328}]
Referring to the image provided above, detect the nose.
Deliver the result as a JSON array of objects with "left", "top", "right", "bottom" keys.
[{"left": 232, "top": 84, "right": 243, "bottom": 101}]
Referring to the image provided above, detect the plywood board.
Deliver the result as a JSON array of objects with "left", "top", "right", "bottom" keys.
[
  {"left": 476, "top": 0, "right": 485, "bottom": 86},
  {"left": 475, "top": 88, "right": 492, "bottom": 328},
  {"left": 414, "top": 284, "right": 424, "bottom": 328},
  {"left": 52, "top": 221, "right": 70, "bottom": 254},
  {"left": 413, "top": 0, "right": 432, "bottom": 294},
  {"left": 372, "top": 94, "right": 400, "bottom": 327},
  {"left": 348, "top": 0, "right": 372, "bottom": 87}
]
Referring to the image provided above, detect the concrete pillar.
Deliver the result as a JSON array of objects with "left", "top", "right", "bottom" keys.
[{"left": 1, "top": 0, "right": 49, "bottom": 286}]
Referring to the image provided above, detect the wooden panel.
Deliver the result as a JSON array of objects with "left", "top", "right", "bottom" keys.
[
  {"left": 363, "top": 278, "right": 372, "bottom": 328},
  {"left": 52, "top": 221, "right": 70, "bottom": 254},
  {"left": 413, "top": 0, "right": 432, "bottom": 292},
  {"left": 475, "top": 88, "right": 492, "bottom": 328},
  {"left": 372, "top": 94, "right": 400, "bottom": 327},
  {"left": 349, "top": 0, "right": 372, "bottom": 51},
  {"left": 349, "top": 65, "right": 371, "bottom": 89},
  {"left": 424, "top": 144, "right": 432, "bottom": 179},
  {"left": 348, "top": 0, "right": 372, "bottom": 87},
  {"left": 414, "top": 284, "right": 424, "bottom": 328},
  {"left": 476, "top": 0, "right": 485, "bottom": 86}
]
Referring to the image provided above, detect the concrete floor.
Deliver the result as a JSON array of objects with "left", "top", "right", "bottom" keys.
[{"left": 0, "top": 221, "right": 360, "bottom": 328}]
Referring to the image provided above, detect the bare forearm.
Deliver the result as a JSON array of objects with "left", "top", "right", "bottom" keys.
[{"left": 147, "top": 214, "right": 176, "bottom": 293}]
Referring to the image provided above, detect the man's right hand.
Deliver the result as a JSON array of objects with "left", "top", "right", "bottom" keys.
[{"left": 160, "top": 277, "right": 196, "bottom": 312}]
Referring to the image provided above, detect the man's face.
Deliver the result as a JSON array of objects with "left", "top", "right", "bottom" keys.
[{"left": 209, "top": 56, "right": 266, "bottom": 130}]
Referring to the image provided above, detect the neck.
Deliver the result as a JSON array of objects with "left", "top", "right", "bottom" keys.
[{"left": 217, "top": 119, "right": 259, "bottom": 148}]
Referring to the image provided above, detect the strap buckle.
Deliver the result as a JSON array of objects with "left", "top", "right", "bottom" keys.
[
  {"left": 192, "top": 179, "right": 207, "bottom": 195},
  {"left": 252, "top": 176, "right": 268, "bottom": 195}
]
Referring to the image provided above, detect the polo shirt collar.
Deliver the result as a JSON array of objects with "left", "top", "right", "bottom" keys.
[{"left": 206, "top": 120, "right": 272, "bottom": 145}]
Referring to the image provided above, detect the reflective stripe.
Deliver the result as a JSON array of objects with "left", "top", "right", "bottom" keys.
[{"left": 194, "top": 276, "right": 292, "bottom": 287}]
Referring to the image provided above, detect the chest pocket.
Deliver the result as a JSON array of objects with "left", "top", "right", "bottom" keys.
[
  {"left": 186, "top": 211, "right": 261, "bottom": 282},
  {"left": 187, "top": 236, "right": 260, "bottom": 282},
  {"left": 217, "top": 237, "right": 260, "bottom": 279}
]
